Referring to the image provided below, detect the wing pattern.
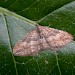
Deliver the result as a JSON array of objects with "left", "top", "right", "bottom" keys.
[{"left": 13, "top": 25, "right": 73, "bottom": 56}]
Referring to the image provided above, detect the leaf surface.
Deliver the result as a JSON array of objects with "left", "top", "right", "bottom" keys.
[{"left": 0, "top": 1, "right": 75, "bottom": 75}]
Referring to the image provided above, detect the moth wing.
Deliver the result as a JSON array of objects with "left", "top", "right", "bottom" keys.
[
  {"left": 13, "top": 29, "right": 41, "bottom": 56},
  {"left": 38, "top": 26, "right": 73, "bottom": 50}
]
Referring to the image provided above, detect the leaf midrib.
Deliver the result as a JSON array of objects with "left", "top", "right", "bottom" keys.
[{"left": 2, "top": 13, "right": 18, "bottom": 75}]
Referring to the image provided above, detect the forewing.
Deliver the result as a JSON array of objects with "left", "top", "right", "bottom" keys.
[
  {"left": 13, "top": 29, "right": 41, "bottom": 56},
  {"left": 38, "top": 26, "right": 73, "bottom": 50}
]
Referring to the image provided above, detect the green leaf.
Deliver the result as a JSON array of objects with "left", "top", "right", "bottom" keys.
[
  {"left": 0, "top": 1, "right": 75, "bottom": 75},
  {"left": 38, "top": 1, "right": 75, "bottom": 40},
  {"left": 0, "top": 0, "right": 75, "bottom": 20}
]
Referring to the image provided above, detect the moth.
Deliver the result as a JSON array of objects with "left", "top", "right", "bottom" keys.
[{"left": 13, "top": 25, "right": 73, "bottom": 56}]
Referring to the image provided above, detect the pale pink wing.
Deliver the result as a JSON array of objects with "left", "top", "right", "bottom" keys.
[
  {"left": 37, "top": 26, "right": 73, "bottom": 50},
  {"left": 13, "top": 25, "right": 73, "bottom": 56},
  {"left": 13, "top": 29, "right": 41, "bottom": 56}
]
